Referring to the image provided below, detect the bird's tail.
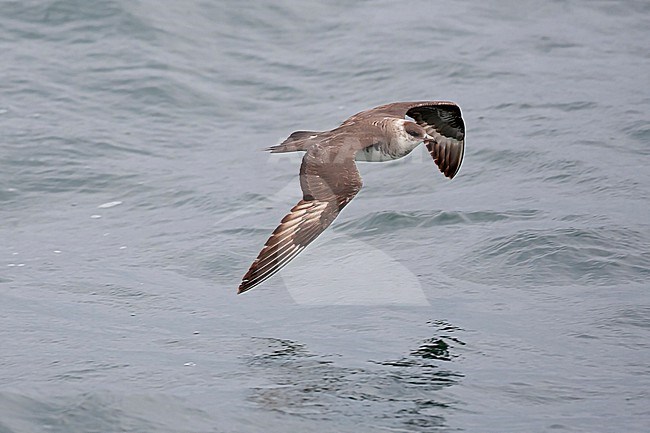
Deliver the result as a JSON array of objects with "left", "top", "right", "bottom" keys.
[{"left": 265, "top": 130, "right": 326, "bottom": 153}]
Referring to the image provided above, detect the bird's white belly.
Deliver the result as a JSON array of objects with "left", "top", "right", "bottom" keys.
[{"left": 355, "top": 137, "right": 421, "bottom": 162}]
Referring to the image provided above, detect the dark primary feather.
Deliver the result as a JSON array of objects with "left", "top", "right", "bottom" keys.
[{"left": 407, "top": 105, "right": 465, "bottom": 179}]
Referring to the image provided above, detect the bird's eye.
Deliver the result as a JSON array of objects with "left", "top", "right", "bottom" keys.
[{"left": 407, "top": 129, "right": 420, "bottom": 138}]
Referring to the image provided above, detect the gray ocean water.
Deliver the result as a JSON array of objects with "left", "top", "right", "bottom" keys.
[{"left": 1, "top": 1, "right": 649, "bottom": 432}]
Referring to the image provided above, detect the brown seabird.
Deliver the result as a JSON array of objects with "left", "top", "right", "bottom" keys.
[{"left": 237, "top": 101, "right": 465, "bottom": 294}]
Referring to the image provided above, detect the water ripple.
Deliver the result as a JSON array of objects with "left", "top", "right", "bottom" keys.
[
  {"left": 449, "top": 227, "right": 650, "bottom": 286},
  {"left": 338, "top": 209, "right": 540, "bottom": 234}
]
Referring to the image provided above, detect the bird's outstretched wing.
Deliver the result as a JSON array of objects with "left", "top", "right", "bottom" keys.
[
  {"left": 407, "top": 103, "right": 465, "bottom": 179},
  {"left": 238, "top": 141, "right": 362, "bottom": 293},
  {"left": 346, "top": 101, "right": 465, "bottom": 179}
]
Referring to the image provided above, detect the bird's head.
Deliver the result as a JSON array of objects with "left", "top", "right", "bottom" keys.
[{"left": 403, "top": 120, "right": 433, "bottom": 144}]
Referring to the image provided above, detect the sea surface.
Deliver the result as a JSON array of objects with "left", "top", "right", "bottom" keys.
[{"left": 1, "top": 1, "right": 649, "bottom": 432}]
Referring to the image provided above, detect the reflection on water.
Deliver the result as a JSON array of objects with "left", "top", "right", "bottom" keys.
[
  {"left": 245, "top": 321, "right": 465, "bottom": 430},
  {"left": 411, "top": 321, "right": 466, "bottom": 362}
]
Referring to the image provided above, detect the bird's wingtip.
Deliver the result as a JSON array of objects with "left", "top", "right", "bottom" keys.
[{"left": 238, "top": 279, "right": 255, "bottom": 294}]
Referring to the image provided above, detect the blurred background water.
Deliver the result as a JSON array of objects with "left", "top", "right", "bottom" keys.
[{"left": 1, "top": 1, "right": 649, "bottom": 432}]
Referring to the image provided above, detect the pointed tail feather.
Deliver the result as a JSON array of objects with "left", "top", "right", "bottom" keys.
[{"left": 266, "top": 130, "right": 324, "bottom": 153}]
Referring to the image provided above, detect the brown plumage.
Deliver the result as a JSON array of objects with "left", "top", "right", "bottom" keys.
[{"left": 238, "top": 101, "right": 465, "bottom": 293}]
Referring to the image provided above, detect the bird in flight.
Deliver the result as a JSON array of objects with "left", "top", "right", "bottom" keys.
[{"left": 238, "top": 101, "right": 465, "bottom": 294}]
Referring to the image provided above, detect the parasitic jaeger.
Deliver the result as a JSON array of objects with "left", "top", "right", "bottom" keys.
[{"left": 238, "top": 101, "right": 465, "bottom": 294}]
